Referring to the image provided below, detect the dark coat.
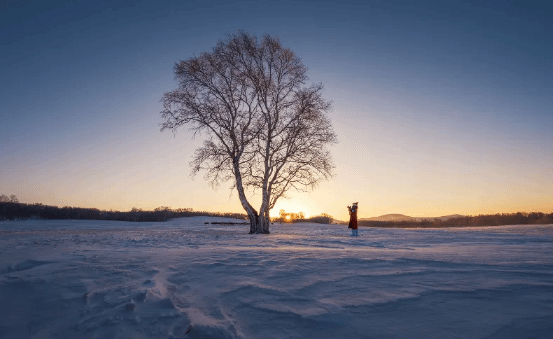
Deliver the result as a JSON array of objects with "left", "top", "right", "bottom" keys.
[{"left": 348, "top": 207, "right": 358, "bottom": 229}]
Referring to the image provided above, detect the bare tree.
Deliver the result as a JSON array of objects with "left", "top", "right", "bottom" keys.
[
  {"left": 161, "top": 31, "right": 337, "bottom": 234},
  {"left": 0, "top": 194, "right": 18, "bottom": 203}
]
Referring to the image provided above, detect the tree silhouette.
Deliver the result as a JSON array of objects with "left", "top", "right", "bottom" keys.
[
  {"left": 0, "top": 194, "right": 18, "bottom": 203},
  {"left": 161, "top": 31, "right": 336, "bottom": 234}
]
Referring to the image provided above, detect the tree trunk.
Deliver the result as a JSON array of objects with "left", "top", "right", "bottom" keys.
[
  {"left": 259, "top": 209, "right": 270, "bottom": 234},
  {"left": 247, "top": 210, "right": 259, "bottom": 234},
  {"left": 256, "top": 191, "right": 271, "bottom": 234},
  {"left": 256, "top": 140, "right": 272, "bottom": 234},
  {"left": 233, "top": 158, "right": 260, "bottom": 234}
]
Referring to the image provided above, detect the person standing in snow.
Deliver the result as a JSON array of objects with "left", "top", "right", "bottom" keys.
[{"left": 347, "top": 202, "right": 358, "bottom": 236}]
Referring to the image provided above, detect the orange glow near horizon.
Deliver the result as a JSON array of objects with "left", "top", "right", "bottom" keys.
[{"left": 10, "top": 168, "right": 553, "bottom": 222}]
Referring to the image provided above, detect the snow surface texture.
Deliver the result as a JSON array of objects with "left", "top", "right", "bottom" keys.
[{"left": 1, "top": 217, "right": 552, "bottom": 339}]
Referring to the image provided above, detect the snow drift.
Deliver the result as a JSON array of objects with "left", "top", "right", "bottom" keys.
[{"left": 1, "top": 217, "right": 552, "bottom": 338}]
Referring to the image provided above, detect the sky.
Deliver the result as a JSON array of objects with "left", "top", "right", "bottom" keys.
[{"left": 1, "top": 0, "right": 552, "bottom": 220}]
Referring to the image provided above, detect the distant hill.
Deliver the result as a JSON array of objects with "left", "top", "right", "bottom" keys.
[{"left": 360, "top": 214, "right": 464, "bottom": 222}]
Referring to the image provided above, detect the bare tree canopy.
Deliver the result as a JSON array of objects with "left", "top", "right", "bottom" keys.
[
  {"left": 161, "top": 31, "right": 337, "bottom": 234},
  {"left": 0, "top": 194, "right": 18, "bottom": 203}
]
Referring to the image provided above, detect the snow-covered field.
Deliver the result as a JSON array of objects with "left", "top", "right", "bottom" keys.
[{"left": 1, "top": 217, "right": 552, "bottom": 339}]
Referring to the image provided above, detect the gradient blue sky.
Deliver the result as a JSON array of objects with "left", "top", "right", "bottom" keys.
[{"left": 1, "top": 0, "right": 552, "bottom": 220}]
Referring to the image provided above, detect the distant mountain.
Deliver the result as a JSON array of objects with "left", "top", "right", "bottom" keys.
[{"left": 360, "top": 214, "right": 464, "bottom": 222}]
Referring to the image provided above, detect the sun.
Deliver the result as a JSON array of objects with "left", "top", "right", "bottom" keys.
[{"left": 271, "top": 197, "right": 313, "bottom": 218}]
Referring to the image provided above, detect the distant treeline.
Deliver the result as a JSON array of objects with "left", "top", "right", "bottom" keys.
[
  {"left": 358, "top": 213, "right": 553, "bottom": 228},
  {"left": 272, "top": 210, "right": 334, "bottom": 224},
  {"left": 0, "top": 201, "right": 247, "bottom": 222},
  {"left": 291, "top": 215, "right": 334, "bottom": 224},
  {"left": 1, "top": 195, "right": 551, "bottom": 227}
]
